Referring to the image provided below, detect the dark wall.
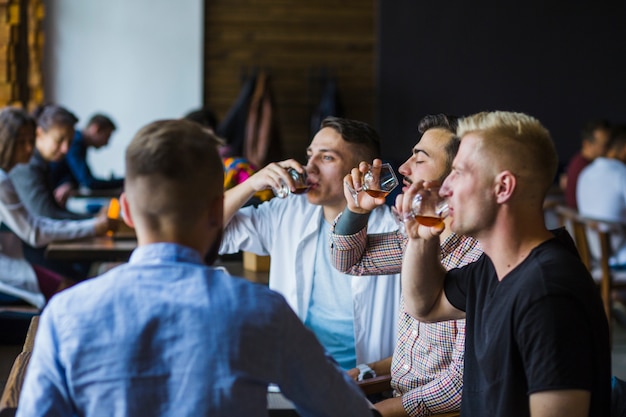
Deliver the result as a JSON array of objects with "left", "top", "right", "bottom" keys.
[{"left": 377, "top": 1, "right": 626, "bottom": 171}]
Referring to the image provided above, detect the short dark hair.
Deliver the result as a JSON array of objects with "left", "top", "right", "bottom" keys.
[
  {"left": 417, "top": 114, "right": 460, "bottom": 177},
  {"left": 87, "top": 114, "right": 116, "bottom": 131},
  {"left": 35, "top": 104, "right": 78, "bottom": 131},
  {"left": 126, "top": 119, "right": 224, "bottom": 229},
  {"left": 184, "top": 107, "right": 218, "bottom": 130},
  {"left": 417, "top": 114, "right": 458, "bottom": 135},
  {"left": 607, "top": 125, "right": 626, "bottom": 154},
  {"left": 127, "top": 119, "right": 222, "bottom": 183},
  {"left": 320, "top": 116, "right": 381, "bottom": 162},
  {"left": 581, "top": 119, "right": 611, "bottom": 143},
  {"left": 0, "top": 107, "right": 36, "bottom": 171}
]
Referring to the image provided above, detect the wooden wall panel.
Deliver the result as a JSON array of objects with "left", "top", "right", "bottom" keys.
[
  {"left": 0, "top": 0, "right": 43, "bottom": 108},
  {"left": 204, "top": 0, "right": 375, "bottom": 162}
]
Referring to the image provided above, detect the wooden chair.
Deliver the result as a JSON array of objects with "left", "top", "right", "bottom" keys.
[
  {"left": 577, "top": 216, "right": 626, "bottom": 325},
  {"left": 554, "top": 205, "right": 626, "bottom": 327},
  {"left": 358, "top": 375, "right": 460, "bottom": 417},
  {"left": 0, "top": 315, "right": 39, "bottom": 417},
  {"left": 553, "top": 205, "right": 591, "bottom": 268}
]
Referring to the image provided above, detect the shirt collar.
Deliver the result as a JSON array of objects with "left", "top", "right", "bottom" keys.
[
  {"left": 440, "top": 232, "right": 465, "bottom": 257},
  {"left": 128, "top": 242, "right": 205, "bottom": 266}
]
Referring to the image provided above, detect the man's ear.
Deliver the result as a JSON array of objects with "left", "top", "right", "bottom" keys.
[
  {"left": 494, "top": 170, "right": 516, "bottom": 204},
  {"left": 35, "top": 126, "right": 44, "bottom": 139},
  {"left": 119, "top": 192, "right": 135, "bottom": 228}
]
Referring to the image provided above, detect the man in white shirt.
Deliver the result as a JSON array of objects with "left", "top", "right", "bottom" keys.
[
  {"left": 220, "top": 117, "right": 401, "bottom": 369},
  {"left": 577, "top": 126, "right": 626, "bottom": 266}
]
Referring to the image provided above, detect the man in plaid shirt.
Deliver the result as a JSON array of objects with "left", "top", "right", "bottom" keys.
[{"left": 330, "top": 114, "right": 482, "bottom": 416}]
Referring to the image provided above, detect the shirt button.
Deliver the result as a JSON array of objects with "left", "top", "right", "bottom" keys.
[
  {"left": 412, "top": 330, "right": 417, "bottom": 336},
  {"left": 403, "top": 364, "right": 409, "bottom": 370}
]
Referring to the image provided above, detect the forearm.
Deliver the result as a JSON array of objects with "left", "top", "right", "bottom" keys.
[
  {"left": 223, "top": 181, "right": 257, "bottom": 225},
  {"left": 529, "top": 390, "right": 590, "bottom": 417},
  {"left": 369, "top": 356, "right": 392, "bottom": 376},
  {"left": 401, "top": 237, "right": 447, "bottom": 320},
  {"left": 374, "top": 396, "right": 409, "bottom": 417},
  {"left": 334, "top": 208, "right": 370, "bottom": 235},
  {"left": 70, "top": 157, "right": 123, "bottom": 189},
  {"left": 29, "top": 216, "right": 98, "bottom": 245},
  {"left": 38, "top": 197, "right": 91, "bottom": 220},
  {"left": 347, "top": 356, "right": 391, "bottom": 381},
  {"left": 330, "top": 209, "right": 405, "bottom": 275},
  {"left": 12, "top": 174, "right": 89, "bottom": 220}
]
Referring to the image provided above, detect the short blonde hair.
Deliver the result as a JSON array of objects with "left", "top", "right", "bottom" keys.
[{"left": 457, "top": 111, "right": 558, "bottom": 197}]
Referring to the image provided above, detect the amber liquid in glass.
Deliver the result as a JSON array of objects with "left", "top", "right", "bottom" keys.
[
  {"left": 415, "top": 215, "right": 444, "bottom": 228},
  {"left": 106, "top": 198, "right": 121, "bottom": 237},
  {"left": 364, "top": 189, "right": 390, "bottom": 198},
  {"left": 291, "top": 186, "right": 310, "bottom": 194}
]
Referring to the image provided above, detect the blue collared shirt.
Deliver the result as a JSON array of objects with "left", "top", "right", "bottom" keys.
[{"left": 18, "top": 243, "right": 371, "bottom": 417}]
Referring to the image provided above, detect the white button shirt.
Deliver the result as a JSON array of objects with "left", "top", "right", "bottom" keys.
[{"left": 220, "top": 195, "right": 401, "bottom": 364}]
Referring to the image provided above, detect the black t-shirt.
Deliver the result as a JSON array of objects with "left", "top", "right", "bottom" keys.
[{"left": 444, "top": 236, "right": 610, "bottom": 417}]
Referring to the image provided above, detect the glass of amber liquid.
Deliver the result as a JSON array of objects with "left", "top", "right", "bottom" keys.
[
  {"left": 273, "top": 168, "right": 309, "bottom": 198},
  {"left": 407, "top": 187, "right": 449, "bottom": 228},
  {"left": 347, "top": 163, "right": 399, "bottom": 207},
  {"left": 362, "top": 163, "right": 399, "bottom": 199}
]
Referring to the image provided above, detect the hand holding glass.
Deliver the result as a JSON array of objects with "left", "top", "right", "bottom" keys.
[
  {"left": 393, "top": 187, "right": 448, "bottom": 235},
  {"left": 346, "top": 163, "right": 399, "bottom": 207},
  {"left": 406, "top": 187, "right": 449, "bottom": 227},
  {"left": 272, "top": 168, "right": 309, "bottom": 198}
]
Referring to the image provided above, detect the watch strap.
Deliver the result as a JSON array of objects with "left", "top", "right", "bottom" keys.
[{"left": 356, "top": 363, "right": 376, "bottom": 381}]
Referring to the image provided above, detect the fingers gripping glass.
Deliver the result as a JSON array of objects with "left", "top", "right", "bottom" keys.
[
  {"left": 272, "top": 168, "right": 309, "bottom": 198},
  {"left": 345, "top": 163, "right": 399, "bottom": 207},
  {"left": 393, "top": 187, "right": 449, "bottom": 235}
]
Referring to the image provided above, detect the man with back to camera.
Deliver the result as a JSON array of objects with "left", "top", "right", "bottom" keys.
[
  {"left": 396, "top": 111, "right": 610, "bottom": 417},
  {"left": 330, "top": 114, "right": 482, "bottom": 416},
  {"left": 220, "top": 116, "right": 402, "bottom": 370},
  {"left": 17, "top": 119, "right": 378, "bottom": 417}
]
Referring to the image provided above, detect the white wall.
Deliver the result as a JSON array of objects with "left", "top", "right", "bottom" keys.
[{"left": 42, "top": 0, "right": 203, "bottom": 177}]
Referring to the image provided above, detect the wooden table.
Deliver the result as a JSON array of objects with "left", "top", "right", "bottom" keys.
[{"left": 45, "top": 236, "right": 137, "bottom": 263}]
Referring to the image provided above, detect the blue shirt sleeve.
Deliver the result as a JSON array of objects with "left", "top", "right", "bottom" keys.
[
  {"left": 272, "top": 297, "right": 373, "bottom": 417},
  {"left": 16, "top": 309, "right": 76, "bottom": 417},
  {"left": 66, "top": 133, "right": 124, "bottom": 190}
]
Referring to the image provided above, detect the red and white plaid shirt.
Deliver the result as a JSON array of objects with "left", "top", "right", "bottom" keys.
[{"left": 330, "top": 222, "right": 482, "bottom": 416}]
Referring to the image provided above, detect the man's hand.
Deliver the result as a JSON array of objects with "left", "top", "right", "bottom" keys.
[
  {"left": 53, "top": 182, "right": 75, "bottom": 208},
  {"left": 223, "top": 159, "right": 306, "bottom": 225},
  {"left": 374, "top": 397, "right": 409, "bottom": 417},
  {"left": 346, "top": 367, "right": 360, "bottom": 380},
  {"left": 246, "top": 159, "right": 305, "bottom": 195},
  {"left": 343, "top": 159, "right": 387, "bottom": 214},
  {"left": 395, "top": 180, "right": 445, "bottom": 240},
  {"left": 93, "top": 211, "right": 120, "bottom": 236}
]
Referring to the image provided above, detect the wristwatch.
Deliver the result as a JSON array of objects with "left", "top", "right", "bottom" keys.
[{"left": 357, "top": 363, "right": 376, "bottom": 381}]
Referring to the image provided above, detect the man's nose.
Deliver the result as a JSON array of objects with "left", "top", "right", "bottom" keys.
[
  {"left": 305, "top": 157, "right": 317, "bottom": 172},
  {"left": 398, "top": 158, "right": 410, "bottom": 176},
  {"left": 440, "top": 178, "right": 452, "bottom": 197}
]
